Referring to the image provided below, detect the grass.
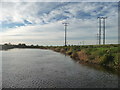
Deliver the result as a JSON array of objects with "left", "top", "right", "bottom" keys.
[{"left": 47, "top": 44, "right": 119, "bottom": 70}]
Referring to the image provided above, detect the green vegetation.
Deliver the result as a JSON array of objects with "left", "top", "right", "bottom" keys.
[
  {"left": 46, "top": 44, "right": 119, "bottom": 70},
  {"left": 1, "top": 43, "right": 44, "bottom": 50}
]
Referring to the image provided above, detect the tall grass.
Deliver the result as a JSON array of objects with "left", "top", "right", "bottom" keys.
[{"left": 47, "top": 44, "right": 119, "bottom": 69}]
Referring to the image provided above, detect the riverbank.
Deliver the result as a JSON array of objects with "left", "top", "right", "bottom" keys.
[{"left": 46, "top": 44, "right": 119, "bottom": 71}]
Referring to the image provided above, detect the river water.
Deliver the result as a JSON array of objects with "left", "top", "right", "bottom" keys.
[{"left": 1, "top": 49, "right": 119, "bottom": 88}]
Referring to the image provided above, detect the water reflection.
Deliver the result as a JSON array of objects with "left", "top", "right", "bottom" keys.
[
  {"left": 64, "top": 52, "right": 119, "bottom": 76},
  {"left": 78, "top": 61, "right": 119, "bottom": 76}
]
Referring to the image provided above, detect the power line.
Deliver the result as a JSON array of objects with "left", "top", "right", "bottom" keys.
[
  {"left": 97, "top": 16, "right": 107, "bottom": 45},
  {"left": 62, "top": 22, "right": 69, "bottom": 46},
  {"left": 102, "top": 17, "right": 107, "bottom": 45},
  {"left": 97, "top": 17, "right": 102, "bottom": 45},
  {"left": 96, "top": 33, "right": 99, "bottom": 45}
]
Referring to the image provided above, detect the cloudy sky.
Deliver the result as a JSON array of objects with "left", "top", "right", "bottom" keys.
[{"left": 0, "top": 1, "right": 118, "bottom": 46}]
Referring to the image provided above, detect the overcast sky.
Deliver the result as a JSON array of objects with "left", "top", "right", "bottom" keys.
[{"left": 0, "top": 1, "right": 118, "bottom": 46}]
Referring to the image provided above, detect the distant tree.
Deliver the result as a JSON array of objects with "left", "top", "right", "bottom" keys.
[
  {"left": 17, "top": 43, "right": 26, "bottom": 48},
  {"left": 22, "top": 43, "right": 26, "bottom": 46},
  {"left": 18, "top": 43, "right": 22, "bottom": 46},
  {"left": 31, "top": 44, "right": 34, "bottom": 47},
  {"left": 36, "top": 44, "right": 39, "bottom": 46},
  {"left": 8, "top": 43, "right": 11, "bottom": 45},
  {"left": 4, "top": 43, "right": 8, "bottom": 45}
]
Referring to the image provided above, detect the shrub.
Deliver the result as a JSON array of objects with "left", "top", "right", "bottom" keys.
[
  {"left": 66, "top": 48, "right": 73, "bottom": 55},
  {"left": 114, "top": 53, "right": 119, "bottom": 65},
  {"left": 70, "top": 51, "right": 79, "bottom": 60},
  {"left": 88, "top": 55, "right": 95, "bottom": 60},
  {"left": 60, "top": 48, "right": 66, "bottom": 53},
  {"left": 100, "top": 53, "right": 114, "bottom": 65},
  {"left": 54, "top": 48, "right": 61, "bottom": 52}
]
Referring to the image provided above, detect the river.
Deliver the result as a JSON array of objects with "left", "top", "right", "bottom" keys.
[{"left": 1, "top": 49, "right": 119, "bottom": 88}]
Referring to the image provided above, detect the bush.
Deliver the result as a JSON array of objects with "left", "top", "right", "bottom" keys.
[
  {"left": 60, "top": 48, "right": 66, "bottom": 53},
  {"left": 54, "top": 48, "right": 61, "bottom": 52},
  {"left": 70, "top": 51, "right": 79, "bottom": 60},
  {"left": 66, "top": 48, "right": 73, "bottom": 55},
  {"left": 100, "top": 53, "right": 114, "bottom": 65},
  {"left": 114, "top": 53, "right": 119, "bottom": 65}
]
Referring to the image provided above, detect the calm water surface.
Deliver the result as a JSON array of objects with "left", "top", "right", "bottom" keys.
[{"left": 2, "top": 49, "right": 119, "bottom": 88}]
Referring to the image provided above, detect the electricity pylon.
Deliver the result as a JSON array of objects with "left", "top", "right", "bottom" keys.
[{"left": 62, "top": 22, "right": 69, "bottom": 46}]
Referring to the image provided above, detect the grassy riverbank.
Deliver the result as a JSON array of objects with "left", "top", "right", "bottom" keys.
[
  {"left": 1, "top": 43, "right": 119, "bottom": 71},
  {"left": 46, "top": 44, "right": 119, "bottom": 70}
]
